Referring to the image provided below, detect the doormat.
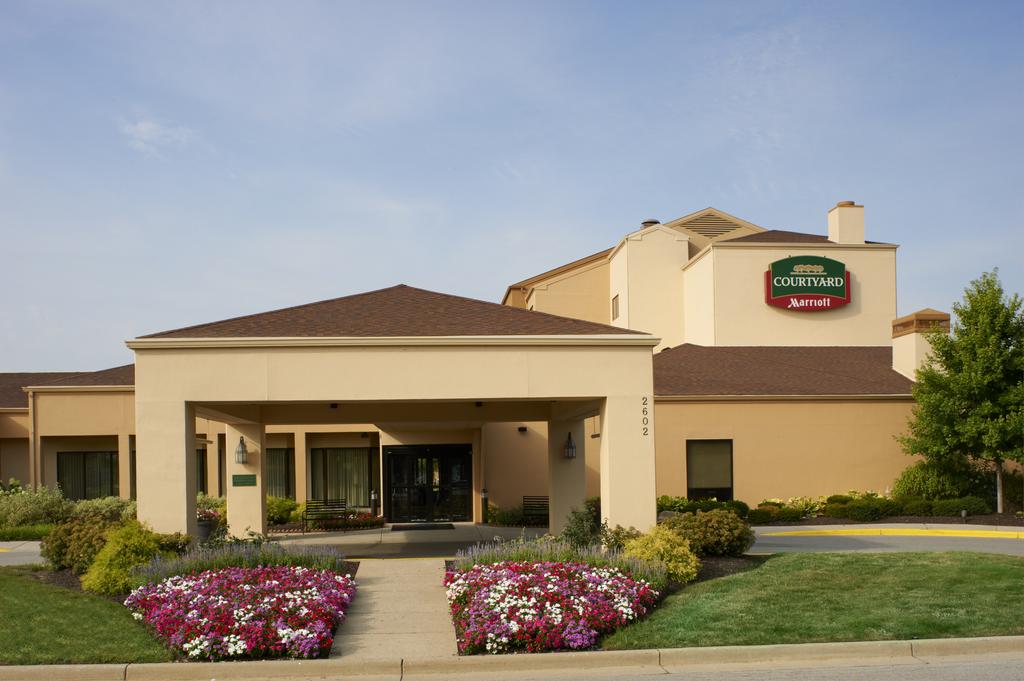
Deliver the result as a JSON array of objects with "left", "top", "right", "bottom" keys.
[{"left": 390, "top": 523, "right": 456, "bottom": 531}]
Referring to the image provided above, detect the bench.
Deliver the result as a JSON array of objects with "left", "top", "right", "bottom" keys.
[
  {"left": 302, "top": 498, "right": 347, "bottom": 533},
  {"left": 522, "top": 495, "right": 550, "bottom": 526}
]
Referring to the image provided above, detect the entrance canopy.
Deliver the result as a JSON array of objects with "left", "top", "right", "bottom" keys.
[{"left": 127, "top": 285, "right": 659, "bottom": 536}]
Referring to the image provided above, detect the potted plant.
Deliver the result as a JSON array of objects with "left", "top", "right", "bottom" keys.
[{"left": 196, "top": 507, "right": 221, "bottom": 543}]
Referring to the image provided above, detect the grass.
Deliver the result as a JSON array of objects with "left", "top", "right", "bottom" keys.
[
  {"left": 0, "top": 567, "right": 171, "bottom": 664},
  {"left": 0, "top": 524, "right": 53, "bottom": 541},
  {"left": 602, "top": 552, "right": 1024, "bottom": 650}
]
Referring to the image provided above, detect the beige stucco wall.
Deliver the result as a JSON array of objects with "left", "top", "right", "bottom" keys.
[
  {"left": 0, "top": 438, "right": 30, "bottom": 484},
  {"left": 481, "top": 422, "right": 549, "bottom": 511},
  {"left": 34, "top": 391, "right": 135, "bottom": 436},
  {"left": 706, "top": 244, "right": 898, "bottom": 346},
  {"left": 654, "top": 398, "right": 915, "bottom": 504},
  {"left": 609, "top": 246, "right": 629, "bottom": 327},
  {"left": 527, "top": 260, "right": 611, "bottom": 325},
  {"left": 892, "top": 331, "right": 934, "bottom": 380},
  {"left": 0, "top": 411, "right": 29, "bottom": 439},
  {"left": 621, "top": 227, "right": 690, "bottom": 349},
  {"left": 682, "top": 250, "right": 716, "bottom": 345},
  {"left": 132, "top": 339, "right": 658, "bottom": 534}
]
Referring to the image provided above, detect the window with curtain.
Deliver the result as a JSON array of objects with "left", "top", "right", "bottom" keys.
[
  {"left": 266, "top": 448, "right": 296, "bottom": 499},
  {"left": 310, "top": 448, "right": 372, "bottom": 507},
  {"left": 57, "top": 451, "right": 118, "bottom": 500},
  {"left": 686, "top": 440, "right": 733, "bottom": 501},
  {"left": 196, "top": 449, "right": 208, "bottom": 495}
]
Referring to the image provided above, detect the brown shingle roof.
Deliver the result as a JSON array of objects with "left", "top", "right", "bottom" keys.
[
  {"left": 143, "top": 285, "right": 642, "bottom": 339},
  {"left": 43, "top": 364, "right": 135, "bottom": 387},
  {"left": 0, "top": 372, "right": 83, "bottom": 408},
  {"left": 723, "top": 229, "right": 890, "bottom": 245},
  {"left": 654, "top": 345, "right": 913, "bottom": 396}
]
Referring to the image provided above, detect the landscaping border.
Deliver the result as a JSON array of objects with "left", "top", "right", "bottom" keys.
[{"left": 2, "top": 635, "right": 1022, "bottom": 680}]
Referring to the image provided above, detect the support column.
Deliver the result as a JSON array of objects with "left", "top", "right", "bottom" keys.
[
  {"left": 206, "top": 433, "right": 221, "bottom": 497},
  {"left": 225, "top": 422, "right": 267, "bottom": 538},
  {"left": 117, "top": 432, "right": 132, "bottom": 500},
  {"left": 293, "top": 431, "right": 308, "bottom": 504},
  {"left": 547, "top": 418, "right": 587, "bottom": 533},
  {"left": 136, "top": 401, "right": 197, "bottom": 535},
  {"left": 599, "top": 396, "right": 657, "bottom": 532}
]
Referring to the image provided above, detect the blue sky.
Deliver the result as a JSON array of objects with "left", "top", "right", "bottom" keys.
[{"left": 1, "top": 0, "right": 1022, "bottom": 370}]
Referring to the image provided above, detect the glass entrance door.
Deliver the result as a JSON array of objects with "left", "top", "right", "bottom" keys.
[{"left": 385, "top": 445, "right": 472, "bottom": 522}]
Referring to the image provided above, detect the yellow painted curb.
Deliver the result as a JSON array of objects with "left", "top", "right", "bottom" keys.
[
  {"left": 762, "top": 528, "right": 1024, "bottom": 539},
  {"left": 0, "top": 548, "right": 10, "bottom": 552}
]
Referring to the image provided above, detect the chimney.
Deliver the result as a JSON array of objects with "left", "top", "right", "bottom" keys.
[
  {"left": 827, "top": 201, "right": 865, "bottom": 244},
  {"left": 640, "top": 219, "right": 661, "bottom": 229},
  {"left": 891, "top": 309, "right": 950, "bottom": 379}
]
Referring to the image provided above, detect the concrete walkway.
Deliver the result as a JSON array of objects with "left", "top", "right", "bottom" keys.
[{"left": 333, "top": 557, "right": 458, "bottom": 660}]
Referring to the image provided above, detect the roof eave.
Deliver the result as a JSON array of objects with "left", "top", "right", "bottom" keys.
[
  {"left": 127, "top": 334, "right": 661, "bottom": 350},
  {"left": 654, "top": 393, "right": 913, "bottom": 402}
]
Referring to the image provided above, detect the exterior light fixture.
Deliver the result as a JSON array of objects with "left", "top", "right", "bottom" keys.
[
  {"left": 234, "top": 436, "right": 248, "bottom": 464},
  {"left": 564, "top": 432, "right": 577, "bottom": 459}
]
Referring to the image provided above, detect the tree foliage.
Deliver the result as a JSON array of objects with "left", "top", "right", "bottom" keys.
[{"left": 900, "top": 271, "right": 1024, "bottom": 510}]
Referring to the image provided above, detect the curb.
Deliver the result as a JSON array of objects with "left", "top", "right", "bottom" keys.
[{"left": 1, "top": 635, "right": 1021, "bottom": 680}]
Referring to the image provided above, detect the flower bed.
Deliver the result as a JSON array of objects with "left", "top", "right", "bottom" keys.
[
  {"left": 125, "top": 565, "right": 356, "bottom": 660},
  {"left": 444, "top": 561, "right": 659, "bottom": 654}
]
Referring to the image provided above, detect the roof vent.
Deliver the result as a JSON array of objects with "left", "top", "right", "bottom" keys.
[
  {"left": 640, "top": 219, "right": 660, "bottom": 228},
  {"left": 683, "top": 213, "right": 743, "bottom": 238}
]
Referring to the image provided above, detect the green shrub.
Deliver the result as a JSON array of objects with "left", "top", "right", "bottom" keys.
[
  {"left": 600, "top": 524, "right": 642, "bottom": 552},
  {"left": 840, "top": 499, "right": 884, "bottom": 521},
  {"left": 892, "top": 461, "right": 989, "bottom": 501},
  {"left": 662, "top": 509, "right": 754, "bottom": 557},
  {"left": 487, "top": 504, "right": 526, "bottom": 526},
  {"left": 656, "top": 496, "right": 749, "bottom": 518},
  {"left": 758, "top": 500, "right": 785, "bottom": 508},
  {"left": 0, "top": 524, "right": 53, "bottom": 541},
  {"left": 781, "top": 496, "right": 826, "bottom": 518},
  {"left": 70, "top": 496, "right": 136, "bottom": 523},
  {"left": 138, "top": 542, "right": 351, "bottom": 584},
  {"left": 0, "top": 485, "right": 71, "bottom": 527},
  {"left": 559, "top": 506, "right": 601, "bottom": 548},
  {"left": 746, "top": 508, "right": 775, "bottom": 524},
  {"left": 455, "top": 537, "right": 668, "bottom": 590},
  {"left": 624, "top": 525, "right": 700, "bottom": 584},
  {"left": 932, "top": 496, "right": 991, "bottom": 517},
  {"left": 823, "top": 503, "right": 849, "bottom": 518},
  {"left": 81, "top": 521, "right": 189, "bottom": 595},
  {"left": 775, "top": 507, "right": 804, "bottom": 522},
  {"left": 900, "top": 498, "right": 933, "bottom": 516},
  {"left": 266, "top": 496, "right": 297, "bottom": 525},
  {"left": 289, "top": 502, "right": 305, "bottom": 524},
  {"left": 41, "top": 518, "right": 120, "bottom": 573},
  {"left": 826, "top": 494, "right": 853, "bottom": 505},
  {"left": 585, "top": 496, "right": 601, "bottom": 522}
]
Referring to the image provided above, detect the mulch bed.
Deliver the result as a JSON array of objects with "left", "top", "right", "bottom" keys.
[
  {"left": 756, "top": 513, "right": 1024, "bottom": 527},
  {"left": 694, "top": 555, "right": 767, "bottom": 584}
]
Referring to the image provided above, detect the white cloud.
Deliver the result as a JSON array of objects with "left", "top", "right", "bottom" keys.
[{"left": 119, "top": 118, "right": 194, "bottom": 155}]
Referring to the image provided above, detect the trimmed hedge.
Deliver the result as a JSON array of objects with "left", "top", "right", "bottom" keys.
[
  {"left": 656, "top": 496, "right": 749, "bottom": 518},
  {"left": 932, "top": 496, "right": 990, "bottom": 517},
  {"left": 661, "top": 509, "right": 754, "bottom": 557}
]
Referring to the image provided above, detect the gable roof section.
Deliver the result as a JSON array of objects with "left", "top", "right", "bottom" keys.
[
  {"left": 0, "top": 372, "right": 83, "bottom": 408},
  {"left": 663, "top": 207, "right": 765, "bottom": 240},
  {"left": 142, "top": 285, "right": 643, "bottom": 339},
  {"left": 41, "top": 364, "right": 135, "bottom": 387},
  {"left": 654, "top": 344, "right": 913, "bottom": 397},
  {"left": 502, "top": 247, "right": 613, "bottom": 306}
]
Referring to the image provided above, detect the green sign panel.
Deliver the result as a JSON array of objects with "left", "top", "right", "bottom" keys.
[
  {"left": 232, "top": 474, "right": 257, "bottom": 488},
  {"left": 764, "top": 255, "right": 851, "bottom": 311}
]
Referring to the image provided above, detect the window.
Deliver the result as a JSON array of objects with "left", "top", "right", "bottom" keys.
[
  {"left": 266, "top": 448, "right": 296, "bottom": 499},
  {"left": 611, "top": 295, "right": 620, "bottom": 320},
  {"left": 196, "top": 449, "right": 208, "bottom": 495},
  {"left": 57, "top": 451, "right": 118, "bottom": 500},
  {"left": 217, "top": 434, "right": 226, "bottom": 496},
  {"left": 311, "top": 448, "right": 373, "bottom": 508},
  {"left": 686, "top": 440, "right": 733, "bottom": 501},
  {"left": 129, "top": 449, "right": 137, "bottom": 500}
]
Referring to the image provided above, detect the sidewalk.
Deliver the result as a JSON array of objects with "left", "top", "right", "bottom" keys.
[{"left": 332, "top": 557, "right": 458, "bottom": 660}]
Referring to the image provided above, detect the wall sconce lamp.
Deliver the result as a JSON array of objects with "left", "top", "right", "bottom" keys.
[
  {"left": 234, "top": 436, "right": 248, "bottom": 464},
  {"left": 564, "top": 432, "right": 577, "bottom": 459}
]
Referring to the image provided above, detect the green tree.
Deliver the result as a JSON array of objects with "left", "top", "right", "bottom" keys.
[{"left": 900, "top": 270, "right": 1024, "bottom": 513}]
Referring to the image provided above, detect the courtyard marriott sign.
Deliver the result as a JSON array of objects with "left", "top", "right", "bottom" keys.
[{"left": 764, "top": 255, "right": 851, "bottom": 311}]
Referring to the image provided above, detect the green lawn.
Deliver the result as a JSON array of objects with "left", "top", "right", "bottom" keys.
[
  {"left": 603, "top": 552, "right": 1024, "bottom": 650},
  {"left": 0, "top": 567, "right": 172, "bottom": 664}
]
